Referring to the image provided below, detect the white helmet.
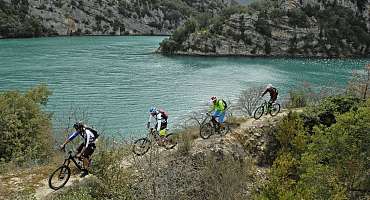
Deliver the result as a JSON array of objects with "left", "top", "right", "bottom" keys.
[{"left": 266, "top": 84, "right": 273, "bottom": 89}]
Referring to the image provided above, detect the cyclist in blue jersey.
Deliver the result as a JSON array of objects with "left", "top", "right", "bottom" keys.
[{"left": 60, "top": 122, "right": 97, "bottom": 177}]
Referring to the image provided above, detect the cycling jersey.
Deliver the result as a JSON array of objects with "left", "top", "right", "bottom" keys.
[
  {"left": 68, "top": 128, "right": 96, "bottom": 148},
  {"left": 262, "top": 87, "right": 278, "bottom": 102},
  {"left": 148, "top": 111, "right": 168, "bottom": 132},
  {"left": 209, "top": 99, "right": 225, "bottom": 112}
]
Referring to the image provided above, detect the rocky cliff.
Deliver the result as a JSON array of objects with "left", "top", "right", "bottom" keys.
[
  {"left": 158, "top": 0, "right": 370, "bottom": 57},
  {"left": 0, "top": 0, "right": 237, "bottom": 38}
]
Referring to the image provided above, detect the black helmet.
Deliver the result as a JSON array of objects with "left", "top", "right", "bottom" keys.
[{"left": 73, "top": 121, "right": 84, "bottom": 130}]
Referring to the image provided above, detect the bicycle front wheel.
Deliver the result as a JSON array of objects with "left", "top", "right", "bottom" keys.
[
  {"left": 270, "top": 103, "right": 281, "bottom": 116},
  {"left": 48, "top": 165, "right": 71, "bottom": 190},
  {"left": 164, "top": 133, "right": 177, "bottom": 149},
  {"left": 200, "top": 122, "right": 214, "bottom": 139},
  {"left": 133, "top": 138, "right": 151, "bottom": 156},
  {"left": 253, "top": 106, "right": 264, "bottom": 120}
]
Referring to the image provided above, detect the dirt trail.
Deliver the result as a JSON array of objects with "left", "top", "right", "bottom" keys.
[{"left": 34, "top": 176, "right": 81, "bottom": 200}]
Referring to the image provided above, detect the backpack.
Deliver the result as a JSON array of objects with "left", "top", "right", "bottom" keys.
[
  {"left": 158, "top": 109, "right": 168, "bottom": 120},
  {"left": 85, "top": 127, "right": 99, "bottom": 139},
  {"left": 221, "top": 99, "right": 228, "bottom": 110}
]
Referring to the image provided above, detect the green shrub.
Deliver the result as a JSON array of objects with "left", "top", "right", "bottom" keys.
[
  {"left": 257, "top": 98, "right": 370, "bottom": 199},
  {"left": 287, "top": 8, "right": 309, "bottom": 28},
  {"left": 159, "top": 38, "right": 180, "bottom": 53},
  {"left": 0, "top": 85, "right": 52, "bottom": 163},
  {"left": 264, "top": 40, "right": 271, "bottom": 54},
  {"left": 288, "top": 89, "right": 307, "bottom": 108},
  {"left": 275, "top": 112, "right": 307, "bottom": 153},
  {"left": 255, "top": 12, "right": 271, "bottom": 37},
  {"left": 317, "top": 96, "right": 360, "bottom": 114}
]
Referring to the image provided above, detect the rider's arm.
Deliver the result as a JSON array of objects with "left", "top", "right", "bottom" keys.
[
  {"left": 60, "top": 131, "right": 79, "bottom": 149},
  {"left": 208, "top": 104, "right": 215, "bottom": 113},
  {"left": 156, "top": 113, "right": 162, "bottom": 132},
  {"left": 261, "top": 89, "right": 268, "bottom": 97},
  {"left": 147, "top": 114, "right": 153, "bottom": 129}
]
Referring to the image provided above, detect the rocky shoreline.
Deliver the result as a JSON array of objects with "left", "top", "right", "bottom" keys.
[{"left": 158, "top": 50, "right": 370, "bottom": 58}]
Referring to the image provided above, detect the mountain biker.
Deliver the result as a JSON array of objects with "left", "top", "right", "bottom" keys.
[
  {"left": 147, "top": 107, "right": 168, "bottom": 144},
  {"left": 262, "top": 84, "right": 278, "bottom": 109},
  {"left": 208, "top": 96, "right": 226, "bottom": 129},
  {"left": 60, "top": 121, "right": 97, "bottom": 177}
]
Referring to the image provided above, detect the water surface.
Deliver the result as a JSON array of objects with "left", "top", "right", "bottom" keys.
[{"left": 0, "top": 36, "right": 368, "bottom": 137}]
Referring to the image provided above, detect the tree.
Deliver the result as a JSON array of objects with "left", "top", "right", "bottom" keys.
[
  {"left": 238, "top": 86, "right": 264, "bottom": 116},
  {"left": 0, "top": 85, "right": 53, "bottom": 163}
]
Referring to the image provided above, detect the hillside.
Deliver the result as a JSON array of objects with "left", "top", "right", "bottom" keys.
[
  {"left": 0, "top": 109, "right": 296, "bottom": 199},
  {"left": 158, "top": 0, "right": 370, "bottom": 57},
  {"left": 0, "top": 0, "right": 237, "bottom": 38}
]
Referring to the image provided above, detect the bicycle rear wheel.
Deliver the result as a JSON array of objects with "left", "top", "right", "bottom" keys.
[
  {"left": 133, "top": 138, "right": 151, "bottom": 156},
  {"left": 200, "top": 122, "right": 214, "bottom": 139},
  {"left": 253, "top": 106, "right": 264, "bottom": 120},
  {"left": 164, "top": 133, "right": 177, "bottom": 149},
  {"left": 49, "top": 165, "right": 71, "bottom": 190},
  {"left": 270, "top": 103, "right": 281, "bottom": 116}
]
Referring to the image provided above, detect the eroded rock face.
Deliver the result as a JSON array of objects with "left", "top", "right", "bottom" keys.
[
  {"left": 165, "top": 10, "right": 369, "bottom": 57},
  {"left": 159, "top": 0, "right": 370, "bottom": 57},
  {"left": 0, "top": 0, "right": 235, "bottom": 38}
]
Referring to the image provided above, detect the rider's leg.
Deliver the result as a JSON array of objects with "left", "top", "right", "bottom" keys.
[
  {"left": 267, "top": 99, "right": 273, "bottom": 112},
  {"left": 76, "top": 143, "right": 84, "bottom": 158},
  {"left": 81, "top": 143, "right": 95, "bottom": 177},
  {"left": 219, "top": 112, "right": 225, "bottom": 129},
  {"left": 211, "top": 112, "right": 218, "bottom": 126},
  {"left": 212, "top": 111, "right": 219, "bottom": 128},
  {"left": 269, "top": 96, "right": 277, "bottom": 112},
  {"left": 212, "top": 111, "right": 222, "bottom": 129},
  {"left": 158, "top": 124, "right": 168, "bottom": 145}
]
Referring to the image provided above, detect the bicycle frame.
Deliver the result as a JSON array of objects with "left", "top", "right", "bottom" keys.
[
  {"left": 63, "top": 151, "right": 83, "bottom": 171},
  {"left": 261, "top": 100, "right": 272, "bottom": 113},
  {"left": 200, "top": 113, "right": 221, "bottom": 131},
  {"left": 146, "top": 129, "right": 162, "bottom": 143}
]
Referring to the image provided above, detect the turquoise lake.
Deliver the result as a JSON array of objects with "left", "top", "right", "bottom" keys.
[{"left": 0, "top": 36, "right": 369, "bottom": 138}]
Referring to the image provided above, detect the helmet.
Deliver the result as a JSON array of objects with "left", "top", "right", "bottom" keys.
[
  {"left": 210, "top": 96, "right": 217, "bottom": 101},
  {"left": 73, "top": 121, "right": 84, "bottom": 130},
  {"left": 149, "top": 106, "right": 157, "bottom": 113},
  {"left": 266, "top": 84, "right": 273, "bottom": 89}
]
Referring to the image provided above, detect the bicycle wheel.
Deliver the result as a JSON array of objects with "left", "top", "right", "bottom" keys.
[
  {"left": 133, "top": 138, "right": 151, "bottom": 156},
  {"left": 164, "top": 133, "right": 177, "bottom": 149},
  {"left": 219, "top": 123, "right": 231, "bottom": 135},
  {"left": 48, "top": 165, "right": 71, "bottom": 190},
  {"left": 200, "top": 122, "right": 214, "bottom": 139},
  {"left": 270, "top": 103, "right": 281, "bottom": 116},
  {"left": 253, "top": 106, "right": 264, "bottom": 120}
]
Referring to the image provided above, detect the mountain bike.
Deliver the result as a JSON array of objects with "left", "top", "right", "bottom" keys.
[
  {"left": 48, "top": 150, "right": 85, "bottom": 190},
  {"left": 253, "top": 100, "right": 281, "bottom": 120},
  {"left": 132, "top": 128, "right": 177, "bottom": 156},
  {"left": 199, "top": 112, "right": 231, "bottom": 139}
]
